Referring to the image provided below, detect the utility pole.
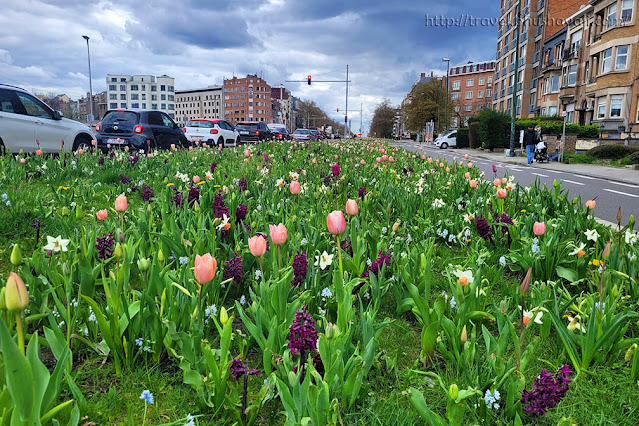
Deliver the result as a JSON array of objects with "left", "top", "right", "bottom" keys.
[
  {"left": 82, "top": 35, "right": 94, "bottom": 123},
  {"left": 345, "top": 65, "right": 349, "bottom": 138},
  {"left": 359, "top": 103, "right": 363, "bottom": 135},
  {"left": 509, "top": 0, "right": 524, "bottom": 156},
  {"left": 442, "top": 58, "right": 450, "bottom": 132}
]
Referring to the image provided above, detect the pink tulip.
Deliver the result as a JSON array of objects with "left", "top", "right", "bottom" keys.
[
  {"left": 193, "top": 175, "right": 200, "bottom": 183},
  {"left": 459, "top": 161, "right": 464, "bottom": 166},
  {"left": 346, "top": 199, "right": 358, "bottom": 216},
  {"left": 248, "top": 235, "right": 267, "bottom": 257},
  {"left": 327, "top": 211, "right": 346, "bottom": 235},
  {"left": 96, "top": 209, "right": 108, "bottom": 221},
  {"left": 421, "top": 155, "right": 426, "bottom": 160},
  {"left": 115, "top": 195, "right": 128, "bottom": 212},
  {"left": 194, "top": 253, "right": 217, "bottom": 284},
  {"left": 290, "top": 181, "right": 300, "bottom": 194},
  {"left": 494, "top": 178, "right": 502, "bottom": 187},
  {"left": 533, "top": 221, "right": 546, "bottom": 236},
  {"left": 360, "top": 159, "right": 365, "bottom": 165},
  {"left": 335, "top": 155, "right": 339, "bottom": 159},
  {"left": 269, "top": 223, "right": 288, "bottom": 245},
  {"left": 464, "top": 172, "right": 471, "bottom": 179},
  {"left": 376, "top": 157, "right": 382, "bottom": 163},
  {"left": 464, "top": 154, "right": 469, "bottom": 159},
  {"left": 36, "top": 149, "right": 43, "bottom": 156},
  {"left": 469, "top": 179, "right": 478, "bottom": 188},
  {"left": 496, "top": 188, "right": 507, "bottom": 199},
  {"left": 586, "top": 200, "right": 596, "bottom": 210},
  {"left": 389, "top": 156, "right": 394, "bottom": 163},
  {"left": 439, "top": 163, "right": 444, "bottom": 168},
  {"left": 312, "top": 158, "right": 317, "bottom": 164},
  {"left": 428, "top": 157, "right": 433, "bottom": 163},
  {"left": 244, "top": 149, "right": 251, "bottom": 157},
  {"left": 20, "top": 158, "right": 26, "bottom": 165},
  {"left": 467, "top": 162, "right": 473, "bottom": 168}
]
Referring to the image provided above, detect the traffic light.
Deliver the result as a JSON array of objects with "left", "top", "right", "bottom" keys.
[
  {"left": 337, "top": 107, "right": 339, "bottom": 112},
  {"left": 307, "top": 75, "right": 312, "bottom": 85}
]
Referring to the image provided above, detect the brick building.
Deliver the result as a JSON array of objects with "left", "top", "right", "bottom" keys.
[
  {"left": 175, "top": 86, "right": 223, "bottom": 125},
  {"left": 537, "top": 27, "right": 567, "bottom": 116},
  {"left": 222, "top": 75, "right": 272, "bottom": 124},
  {"left": 493, "top": 0, "right": 589, "bottom": 117},
  {"left": 448, "top": 60, "right": 496, "bottom": 127}
]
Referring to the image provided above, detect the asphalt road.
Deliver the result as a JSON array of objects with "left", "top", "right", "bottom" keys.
[{"left": 392, "top": 142, "right": 639, "bottom": 226}]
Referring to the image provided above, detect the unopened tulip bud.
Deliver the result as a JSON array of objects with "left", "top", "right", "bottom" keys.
[
  {"left": 114, "top": 243, "right": 123, "bottom": 259},
  {"left": 5, "top": 272, "right": 29, "bottom": 312},
  {"left": 420, "top": 253, "right": 427, "bottom": 271},
  {"left": 61, "top": 206, "right": 70, "bottom": 216},
  {"left": 602, "top": 241, "right": 611, "bottom": 260},
  {"left": 461, "top": 325, "right": 468, "bottom": 343},
  {"left": 617, "top": 206, "right": 622, "bottom": 224},
  {"left": 499, "top": 299, "right": 507, "bottom": 314},
  {"left": 449, "top": 383, "right": 459, "bottom": 400},
  {"left": 10, "top": 244, "right": 23, "bottom": 266},
  {"left": 137, "top": 257, "right": 150, "bottom": 272},
  {"left": 326, "top": 322, "right": 341, "bottom": 339},
  {"left": 117, "top": 232, "right": 125, "bottom": 243},
  {"left": 220, "top": 307, "right": 229, "bottom": 326},
  {"left": 629, "top": 214, "right": 635, "bottom": 229},
  {"left": 392, "top": 222, "right": 400, "bottom": 232},
  {"left": 625, "top": 343, "right": 637, "bottom": 362},
  {"left": 520, "top": 267, "right": 532, "bottom": 294},
  {"left": 193, "top": 200, "right": 200, "bottom": 212},
  {"left": 158, "top": 249, "right": 165, "bottom": 263},
  {"left": 0, "top": 288, "right": 6, "bottom": 310},
  {"left": 75, "top": 205, "right": 84, "bottom": 220}
]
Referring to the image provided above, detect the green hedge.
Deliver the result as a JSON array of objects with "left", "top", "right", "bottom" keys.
[
  {"left": 586, "top": 144, "right": 639, "bottom": 159},
  {"left": 456, "top": 128, "right": 470, "bottom": 148},
  {"left": 469, "top": 122, "right": 480, "bottom": 149},
  {"left": 478, "top": 110, "right": 510, "bottom": 151},
  {"left": 516, "top": 119, "right": 599, "bottom": 138},
  {"left": 624, "top": 150, "right": 639, "bottom": 164}
]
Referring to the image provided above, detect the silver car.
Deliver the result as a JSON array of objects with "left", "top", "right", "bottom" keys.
[{"left": 291, "top": 129, "right": 311, "bottom": 141}]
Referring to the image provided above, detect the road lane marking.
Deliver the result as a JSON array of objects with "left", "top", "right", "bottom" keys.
[
  {"left": 578, "top": 176, "right": 598, "bottom": 180},
  {"left": 609, "top": 181, "right": 639, "bottom": 189},
  {"left": 562, "top": 179, "right": 585, "bottom": 186},
  {"left": 603, "top": 188, "right": 639, "bottom": 198},
  {"left": 532, "top": 172, "right": 550, "bottom": 178}
]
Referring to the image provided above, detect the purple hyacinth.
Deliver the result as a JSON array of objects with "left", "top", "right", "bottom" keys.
[
  {"left": 171, "top": 186, "right": 183, "bottom": 207},
  {"left": 364, "top": 249, "right": 392, "bottom": 278},
  {"left": 229, "top": 358, "right": 260, "bottom": 382},
  {"left": 358, "top": 187, "right": 366, "bottom": 200},
  {"left": 323, "top": 175, "right": 331, "bottom": 186},
  {"left": 287, "top": 306, "right": 318, "bottom": 355},
  {"left": 235, "top": 204, "right": 248, "bottom": 223},
  {"left": 475, "top": 217, "right": 493, "bottom": 241},
  {"left": 98, "top": 156, "right": 104, "bottom": 165},
  {"left": 210, "top": 161, "right": 217, "bottom": 173},
  {"left": 521, "top": 365, "right": 572, "bottom": 415},
  {"left": 342, "top": 237, "right": 354, "bottom": 257},
  {"left": 332, "top": 162, "right": 340, "bottom": 177},
  {"left": 223, "top": 253, "right": 243, "bottom": 286},
  {"left": 120, "top": 174, "right": 131, "bottom": 185},
  {"left": 238, "top": 176, "right": 248, "bottom": 192},
  {"left": 292, "top": 252, "right": 308, "bottom": 287},
  {"left": 187, "top": 186, "right": 200, "bottom": 205},
  {"left": 141, "top": 184, "right": 154, "bottom": 202},
  {"left": 213, "top": 191, "right": 230, "bottom": 219},
  {"left": 128, "top": 155, "right": 139, "bottom": 166},
  {"left": 264, "top": 153, "right": 269, "bottom": 162},
  {"left": 96, "top": 233, "right": 115, "bottom": 260}
]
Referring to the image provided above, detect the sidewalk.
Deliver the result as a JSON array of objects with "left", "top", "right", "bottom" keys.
[{"left": 412, "top": 143, "right": 639, "bottom": 186}]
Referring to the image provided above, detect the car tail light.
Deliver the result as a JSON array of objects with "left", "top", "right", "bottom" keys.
[
  {"left": 134, "top": 125, "right": 144, "bottom": 134},
  {"left": 250, "top": 130, "right": 260, "bottom": 135},
  {"left": 117, "top": 110, "right": 125, "bottom": 112},
  {"left": 210, "top": 129, "right": 218, "bottom": 134},
  {"left": 182, "top": 127, "right": 187, "bottom": 132},
  {"left": 278, "top": 133, "right": 282, "bottom": 137},
  {"left": 95, "top": 123, "right": 101, "bottom": 132}
]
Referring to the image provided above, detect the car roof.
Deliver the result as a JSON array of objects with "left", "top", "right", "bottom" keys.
[
  {"left": 0, "top": 84, "right": 29, "bottom": 93},
  {"left": 187, "top": 118, "right": 221, "bottom": 123}
]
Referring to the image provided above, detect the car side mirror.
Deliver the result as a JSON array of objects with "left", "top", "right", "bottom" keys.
[{"left": 52, "top": 111, "right": 63, "bottom": 120}]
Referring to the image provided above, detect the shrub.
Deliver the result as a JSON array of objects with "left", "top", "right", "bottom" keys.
[
  {"left": 477, "top": 110, "right": 510, "bottom": 151},
  {"left": 623, "top": 150, "right": 639, "bottom": 164},
  {"left": 586, "top": 144, "right": 639, "bottom": 159},
  {"left": 456, "top": 128, "right": 470, "bottom": 148},
  {"left": 469, "top": 122, "right": 481, "bottom": 148},
  {"left": 515, "top": 119, "right": 599, "bottom": 138}
]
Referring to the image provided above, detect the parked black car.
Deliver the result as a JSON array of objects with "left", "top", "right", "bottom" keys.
[
  {"left": 96, "top": 110, "right": 188, "bottom": 151},
  {"left": 236, "top": 122, "right": 272, "bottom": 143}
]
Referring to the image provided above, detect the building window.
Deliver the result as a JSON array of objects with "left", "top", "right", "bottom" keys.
[
  {"left": 120, "top": 103, "right": 127, "bottom": 108},
  {"left": 465, "top": 91, "right": 473, "bottom": 99},
  {"left": 168, "top": 104, "right": 174, "bottom": 110},
  {"left": 551, "top": 76, "right": 560, "bottom": 92},
  {"left": 597, "top": 97, "right": 606, "bottom": 118},
  {"left": 486, "top": 89, "right": 492, "bottom": 96},
  {"left": 110, "top": 102, "right": 117, "bottom": 109},
  {"left": 548, "top": 106, "right": 557, "bottom": 116},
  {"left": 142, "top": 103, "right": 146, "bottom": 109},
  {"left": 142, "top": 94, "right": 146, "bottom": 100},
  {"left": 111, "top": 77, "right": 117, "bottom": 82},
  {"left": 488, "top": 77, "right": 492, "bottom": 85},
  {"left": 161, "top": 94, "right": 166, "bottom": 100},
  {"left": 131, "top": 85, "right": 138, "bottom": 90},
  {"left": 120, "top": 85, "right": 126, "bottom": 91},
  {"left": 109, "top": 94, "right": 117, "bottom": 100},
  {"left": 108, "top": 85, "right": 116, "bottom": 91},
  {"left": 610, "top": 95, "right": 623, "bottom": 117},
  {"left": 615, "top": 45, "right": 629, "bottom": 70},
  {"left": 131, "top": 103, "right": 139, "bottom": 108},
  {"left": 120, "top": 94, "right": 126, "bottom": 100},
  {"left": 601, "top": 48, "right": 612, "bottom": 73},
  {"left": 151, "top": 85, "right": 157, "bottom": 91},
  {"left": 479, "top": 77, "right": 485, "bottom": 85},
  {"left": 161, "top": 104, "right": 166, "bottom": 110},
  {"left": 152, "top": 95, "right": 157, "bottom": 101},
  {"left": 152, "top": 103, "right": 158, "bottom": 109},
  {"left": 478, "top": 90, "right": 484, "bottom": 98},
  {"left": 567, "top": 65, "right": 577, "bottom": 86},
  {"left": 466, "top": 79, "right": 474, "bottom": 86},
  {"left": 465, "top": 104, "right": 472, "bottom": 111},
  {"left": 622, "top": 0, "right": 634, "bottom": 22},
  {"left": 161, "top": 85, "right": 166, "bottom": 91},
  {"left": 453, "top": 81, "right": 460, "bottom": 90},
  {"left": 131, "top": 94, "right": 139, "bottom": 100},
  {"left": 141, "top": 85, "right": 145, "bottom": 91},
  {"left": 452, "top": 93, "right": 460, "bottom": 100},
  {"left": 606, "top": 3, "right": 617, "bottom": 29}
]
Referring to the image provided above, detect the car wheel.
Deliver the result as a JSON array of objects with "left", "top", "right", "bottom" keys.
[
  {"left": 217, "top": 137, "right": 225, "bottom": 148},
  {"left": 441, "top": 142, "right": 448, "bottom": 149},
  {"left": 236, "top": 137, "right": 241, "bottom": 146},
  {"left": 0, "top": 138, "right": 6, "bottom": 155},
  {"left": 73, "top": 135, "right": 92, "bottom": 152}
]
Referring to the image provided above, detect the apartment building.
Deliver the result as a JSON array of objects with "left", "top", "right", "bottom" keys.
[
  {"left": 583, "top": 0, "right": 638, "bottom": 135},
  {"left": 448, "top": 60, "right": 496, "bottom": 127},
  {"left": 537, "top": 27, "right": 567, "bottom": 116},
  {"left": 174, "top": 86, "right": 223, "bottom": 125},
  {"left": 271, "top": 86, "right": 294, "bottom": 131},
  {"left": 105, "top": 74, "right": 175, "bottom": 119},
  {"left": 493, "top": 0, "right": 588, "bottom": 117},
  {"left": 222, "top": 74, "right": 272, "bottom": 124}
]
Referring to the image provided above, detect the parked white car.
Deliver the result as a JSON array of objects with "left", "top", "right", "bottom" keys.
[
  {"left": 0, "top": 84, "right": 94, "bottom": 153},
  {"left": 183, "top": 119, "right": 240, "bottom": 147},
  {"left": 434, "top": 130, "right": 457, "bottom": 149}
]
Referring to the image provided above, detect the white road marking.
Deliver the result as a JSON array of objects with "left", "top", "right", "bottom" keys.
[
  {"left": 603, "top": 188, "right": 639, "bottom": 198},
  {"left": 578, "top": 176, "right": 598, "bottom": 180},
  {"left": 562, "top": 179, "right": 585, "bottom": 186},
  {"left": 547, "top": 170, "right": 564, "bottom": 174},
  {"left": 609, "top": 181, "right": 639, "bottom": 189},
  {"left": 532, "top": 172, "right": 550, "bottom": 178}
]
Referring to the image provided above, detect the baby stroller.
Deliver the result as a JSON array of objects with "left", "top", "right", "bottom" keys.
[{"left": 534, "top": 141, "right": 549, "bottom": 163}]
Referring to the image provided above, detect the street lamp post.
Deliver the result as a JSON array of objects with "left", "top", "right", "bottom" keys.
[
  {"left": 82, "top": 35, "right": 94, "bottom": 124},
  {"left": 442, "top": 58, "right": 450, "bottom": 132}
]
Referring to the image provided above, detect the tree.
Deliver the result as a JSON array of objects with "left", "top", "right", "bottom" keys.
[
  {"left": 294, "top": 100, "right": 344, "bottom": 134},
  {"left": 369, "top": 98, "right": 396, "bottom": 139},
  {"left": 477, "top": 109, "right": 511, "bottom": 151},
  {"left": 402, "top": 79, "right": 453, "bottom": 134}
]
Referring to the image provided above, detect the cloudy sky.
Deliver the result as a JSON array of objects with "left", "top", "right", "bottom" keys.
[{"left": 0, "top": 0, "right": 497, "bottom": 131}]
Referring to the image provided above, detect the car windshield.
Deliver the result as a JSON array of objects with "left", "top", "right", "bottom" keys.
[
  {"left": 102, "top": 111, "right": 139, "bottom": 130},
  {"left": 236, "top": 123, "right": 258, "bottom": 130},
  {"left": 294, "top": 130, "right": 309, "bottom": 134},
  {"left": 269, "top": 126, "right": 286, "bottom": 132},
  {"left": 187, "top": 120, "right": 215, "bottom": 128}
]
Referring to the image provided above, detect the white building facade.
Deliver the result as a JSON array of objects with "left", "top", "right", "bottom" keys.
[
  {"left": 106, "top": 74, "right": 176, "bottom": 119},
  {"left": 175, "top": 86, "right": 223, "bottom": 125}
]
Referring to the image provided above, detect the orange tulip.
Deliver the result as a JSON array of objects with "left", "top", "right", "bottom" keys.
[
  {"left": 194, "top": 253, "right": 217, "bottom": 285},
  {"left": 193, "top": 175, "right": 201, "bottom": 184},
  {"left": 496, "top": 188, "right": 507, "bottom": 199},
  {"left": 469, "top": 179, "right": 478, "bottom": 188},
  {"left": 586, "top": 200, "right": 596, "bottom": 210},
  {"left": 96, "top": 209, "right": 108, "bottom": 221}
]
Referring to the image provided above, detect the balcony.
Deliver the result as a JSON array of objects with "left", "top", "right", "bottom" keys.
[{"left": 563, "top": 48, "right": 576, "bottom": 60}]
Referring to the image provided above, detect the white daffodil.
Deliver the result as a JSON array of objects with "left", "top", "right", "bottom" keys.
[
  {"left": 276, "top": 178, "right": 285, "bottom": 188},
  {"left": 216, "top": 214, "right": 231, "bottom": 231},
  {"left": 569, "top": 242, "right": 587, "bottom": 256},
  {"left": 567, "top": 315, "right": 585, "bottom": 333},
  {"left": 314, "top": 251, "right": 334, "bottom": 270},
  {"left": 585, "top": 229, "right": 599, "bottom": 242},
  {"left": 625, "top": 230, "right": 638, "bottom": 245},
  {"left": 452, "top": 269, "right": 474, "bottom": 285},
  {"left": 289, "top": 171, "right": 299, "bottom": 180},
  {"left": 432, "top": 198, "right": 445, "bottom": 209},
  {"left": 463, "top": 212, "right": 475, "bottom": 222},
  {"left": 43, "top": 235, "right": 70, "bottom": 252}
]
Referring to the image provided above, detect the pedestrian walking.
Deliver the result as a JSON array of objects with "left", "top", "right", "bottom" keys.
[{"left": 523, "top": 125, "right": 536, "bottom": 164}]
